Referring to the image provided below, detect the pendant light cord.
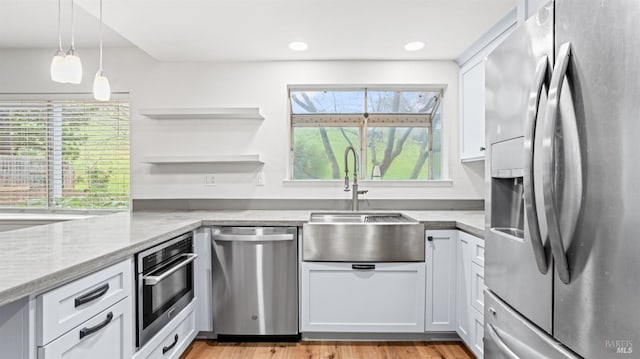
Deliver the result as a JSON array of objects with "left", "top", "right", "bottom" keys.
[
  {"left": 70, "top": 0, "right": 76, "bottom": 50},
  {"left": 99, "top": 0, "right": 103, "bottom": 71},
  {"left": 57, "top": 0, "right": 63, "bottom": 51}
]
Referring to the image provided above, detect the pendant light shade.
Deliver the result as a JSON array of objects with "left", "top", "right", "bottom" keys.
[
  {"left": 93, "top": 71, "right": 111, "bottom": 101},
  {"left": 64, "top": 49, "right": 83, "bottom": 84},
  {"left": 50, "top": 0, "right": 66, "bottom": 83},
  {"left": 50, "top": 51, "right": 66, "bottom": 83},
  {"left": 93, "top": 0, "right": 110, "bottom": 101},
  {"left": 65, "top": 0, "right": 83, "bottom": 84}
]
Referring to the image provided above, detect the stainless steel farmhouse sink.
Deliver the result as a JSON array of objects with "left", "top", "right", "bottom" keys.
[{"left": 303, "top": 212, "right": 425, "bottom": 262}]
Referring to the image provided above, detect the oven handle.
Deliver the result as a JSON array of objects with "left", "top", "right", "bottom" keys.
[{"left": 143, "top": 253, "right": 198, "bottom": 286}]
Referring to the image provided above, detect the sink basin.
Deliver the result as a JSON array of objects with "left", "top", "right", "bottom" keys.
[
  {"left": 309, "top": 212, "right": 417, "bottom": 224},
  {"left": 303, "top": 212, "right": 424, "bottom": 262}
]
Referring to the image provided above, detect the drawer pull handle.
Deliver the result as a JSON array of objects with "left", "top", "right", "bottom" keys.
[
  {"left": 352, "top": 264, "right": 375, "bottom": 270},
  {"left": 74, "top": 283, "right": 110, "bottom": 308},
  {"left": 162, "top": 334, "right": 179, "bottom": 354},
  {"left": 79, "top": 312, "right": 113, "bottom": 339}
]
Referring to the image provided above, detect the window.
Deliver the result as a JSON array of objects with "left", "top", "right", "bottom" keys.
[
  {"left": 0, "top": 99, "right": 130, "bottom": 210},
  {"left": 290, "top": 87, "right": 442, "bottom": 180}
]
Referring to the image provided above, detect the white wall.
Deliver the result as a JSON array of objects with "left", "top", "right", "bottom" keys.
[{"left": 0, "top": 48, "right": 484, "bottom": 200}]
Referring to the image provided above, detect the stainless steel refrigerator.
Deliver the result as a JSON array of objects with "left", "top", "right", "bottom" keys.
[{"left": 484, "top": 0, "right": 640, "bottom": 358}]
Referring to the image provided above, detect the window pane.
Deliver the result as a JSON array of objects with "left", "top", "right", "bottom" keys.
[
  {"left": 290, "top": 90, "right": 365, "bottom": 114},
  {"left": 367, "top": 127, "right": 439, "bottom": 180},
  {"left": 293, "top": 127, "right": 359, "bottom": 180},
  {"left": 431, "top": 104, "right": 442, "bottom": 180},
  {"left": 56, "top": 102, "right": 129, "bottom": 209},
  {"left": 0, "top": 106, "right": 48, "bottom": 208},
  {"left": 0, "top": 100, "right": 129, "bottom": 210},
  {"left": 367, "top": 91, "right": 439, "bottom": 113}
]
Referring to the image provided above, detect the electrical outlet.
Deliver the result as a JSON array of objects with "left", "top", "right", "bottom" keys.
[
  {"left": 204, "top": 175, "right": 216, "bottom": 186},
  {"left": 256, "top": 172, "right": 265, "bottom": 186}
]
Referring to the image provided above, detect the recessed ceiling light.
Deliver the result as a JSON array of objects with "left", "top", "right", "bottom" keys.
[
  {"left": 404, "top": 41, "right": 425, "bottom": 51},
  {"left": 289, "top": 41, "right": 309, "bottom": 51}
]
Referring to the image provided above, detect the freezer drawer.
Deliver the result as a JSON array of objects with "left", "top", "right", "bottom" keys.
[
  {"left": 484, "top": 290, "right": 577, "bottom": 359},
  {"left": 211, "top": 227, "right": 298, "bottom": 336}
]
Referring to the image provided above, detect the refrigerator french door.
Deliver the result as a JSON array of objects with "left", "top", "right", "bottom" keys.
[{"left": 485, "top": 1, "right": 640, "bottom": 358}]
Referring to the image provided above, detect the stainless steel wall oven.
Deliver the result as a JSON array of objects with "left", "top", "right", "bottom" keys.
[{"left": 136, "top": 232, "right": 197, "bottom": 347}]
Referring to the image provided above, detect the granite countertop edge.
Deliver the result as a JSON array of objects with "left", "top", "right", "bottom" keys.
[{"left": 0, "top": 210, "right": 484, "bottom": 307}]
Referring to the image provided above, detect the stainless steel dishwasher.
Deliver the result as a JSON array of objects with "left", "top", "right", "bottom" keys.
[{"left": 210, "top": 226, "right": 298, "bottom": 340}]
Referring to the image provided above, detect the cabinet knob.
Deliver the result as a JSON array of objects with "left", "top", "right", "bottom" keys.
[
  {"left": 480, "top": 146, "right": 486, "bottom": 151},
  {"left": 427, "top": 236, "right": 433, "bottom": 242}
]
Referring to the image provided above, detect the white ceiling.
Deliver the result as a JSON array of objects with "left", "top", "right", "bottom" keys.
[
  {"left": 0, "top": 0, "right": 133, "bottom": 49},
  {"left": 1, "top": 0, "right": 515, "bottom": 61}
]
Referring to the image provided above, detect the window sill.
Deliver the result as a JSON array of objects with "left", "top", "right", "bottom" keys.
[{"left": 282, "top": 179, "right": 453, "bottom": 187}]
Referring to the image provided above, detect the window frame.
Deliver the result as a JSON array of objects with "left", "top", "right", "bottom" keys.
[
  {"left": 0, "top": 93, "right": 131, "bottom": 211},
  {"left": 288, "top": 85, "right": 444, "bottom": 181}
]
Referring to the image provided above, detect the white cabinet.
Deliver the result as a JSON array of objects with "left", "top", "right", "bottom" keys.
[
  {"left": 457, "top": 231, "right": 486, "bottom": 358},
  {"left": 460, "top": 59, "right": 486, "bottom": 162},
  {"left": 36, "top": 259, "right": 134, "bottom": 359},
  {"left": 458, "top": 17, "right": 517, "bottom": 162},
  {"left": 0, "top": 297, "right": 35, "bottom": 359},
  {"left": 37, "top": 298, "right": 131, "bottom": 359},
  {"left": 300, "top": 262, "right": 425, "bottom": 333},
  {"left": 424, "top": 230, "right": 457, "bottom": 332},
  {"left": 37, "top": 260, "right": 132, "bottom": 346},
  {"left": 133, "top": 301, "right": 196, "bottom": 359},
  {"left": 456, "top": 232, "right": 472, "bottom": 343}
]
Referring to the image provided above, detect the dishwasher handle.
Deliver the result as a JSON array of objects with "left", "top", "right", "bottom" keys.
[{"left": 212, "top": 233, "right": 294, "bottom": 242}]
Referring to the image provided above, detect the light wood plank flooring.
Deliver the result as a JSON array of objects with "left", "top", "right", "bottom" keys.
[{"left": 181, "top": 340, "right": 474, "bottom": 359}]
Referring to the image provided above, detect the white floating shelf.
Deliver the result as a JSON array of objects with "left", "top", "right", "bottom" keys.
[
  {"left": 139, "top": 107, "right": 264, "bottom": 120},
  {"left": 142, "top": 155, "right": 263, "bottom": 165}
]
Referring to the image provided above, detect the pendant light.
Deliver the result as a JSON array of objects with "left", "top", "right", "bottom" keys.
[
  {"left": 93, "top": 0, "right": 110, "bottom": 101},
  {"left": 50, "top": 0, "right": 66, "bottom": 83},
  {"left": 64, "top": 0, "right": 83, "bottom": 84}
]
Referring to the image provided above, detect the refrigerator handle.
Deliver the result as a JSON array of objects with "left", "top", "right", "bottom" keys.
[
  {"left": 542, "top": 42, "right": 579, "bottom": 285},
  {"left": 487, "top": 324, "right": 520, "bottom": 359},
  {"left": 523, "top": 54, "right": 550, "bottom": 275}
]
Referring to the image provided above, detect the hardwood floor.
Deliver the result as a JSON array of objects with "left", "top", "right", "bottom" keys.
[{"left": 180, "top": 340, "right": 474, "bottom": 359}]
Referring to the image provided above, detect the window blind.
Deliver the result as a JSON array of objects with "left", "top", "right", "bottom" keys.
[{"left": 0, "top": 99, "right": 130, "bottom": 209}]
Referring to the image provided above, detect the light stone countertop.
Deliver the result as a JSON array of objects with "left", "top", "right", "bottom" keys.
[{"left": 0, "top": 209, "right": 484, "bottom": 307}]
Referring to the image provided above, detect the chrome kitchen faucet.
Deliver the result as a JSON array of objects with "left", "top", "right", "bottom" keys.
[{"left": 343, "top": 145, "right": 368, "bottom": 211}]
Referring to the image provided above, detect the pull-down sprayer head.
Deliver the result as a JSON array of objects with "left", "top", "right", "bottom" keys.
[{"left": 344, "top": 145, "right": 358, "bottom": 191}]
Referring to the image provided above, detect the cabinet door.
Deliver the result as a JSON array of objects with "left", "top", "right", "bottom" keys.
[
  {"left": 471, "top": 307, "right": 484, "bottom": 358},
  {"left": 456, "top": 234, "right": 472, "bottom": 343},
  {"left": 425, "top": 230, "right": 457, "bottom": 332},
  {"left": 460, "top": 58, "right": 486, "bottom": 162},
  {"left": 301, "top": 262, "right": 425, "bottom": 333},
  {"left": 471, "top": 261, "right": 485, "bottom": 314},
  {"left": 38, "top": 298, "right": 132, "bottom": 359}
]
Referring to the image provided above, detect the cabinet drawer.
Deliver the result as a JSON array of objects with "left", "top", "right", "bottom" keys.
[
  {"left": 37, "top": 259, "right": 132, "bottom": 346},
  {"left": 471, "top": 261, "right": 485, "bottom": 314},
  {"left": 301, "top": 262, "right": 425, "bottom": 333},
  {"left": 472, "top": 238, "right": 485, "bottom": 267},
  {"left": 133, "top": 301, "right": 196, "bottom": 359},
  {"left": 38, "top": 298, "right": 132, "bottom": 359}
]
